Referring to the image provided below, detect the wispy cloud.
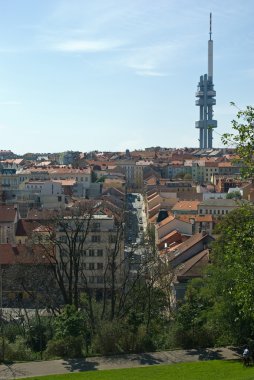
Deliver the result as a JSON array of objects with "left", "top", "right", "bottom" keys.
[
  {"left": 124, "top": 42, "right": 181, "bottom": 76},
  {"left": 52, "top": 38, "right": 123, "bottom": 53}
]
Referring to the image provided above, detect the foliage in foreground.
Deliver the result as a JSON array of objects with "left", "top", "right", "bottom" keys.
[
  {"left": 18, "top": 360, "right": 254, "bottom": 380},
  {"left": 173, "top": 204, "right": 254, "bottom": 348},
  {"left": 222, "top": 104, "right": 254, "bottom": 178}
]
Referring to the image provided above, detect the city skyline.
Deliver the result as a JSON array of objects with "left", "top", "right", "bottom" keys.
[{"left": 0, "top": 0, "right": 253, "bottom": 154}]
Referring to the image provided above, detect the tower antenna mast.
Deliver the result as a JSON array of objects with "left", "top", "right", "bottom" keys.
[
  {"left": 195, "top": 13, "right": 217, "bottom": 150},
  {"left": 209, "top": 12, "right": 212, "bottom": 40}
]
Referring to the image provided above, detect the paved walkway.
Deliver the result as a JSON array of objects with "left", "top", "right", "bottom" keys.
[{"left": 0, "top": 346, "right": 241, "bottom": 379}]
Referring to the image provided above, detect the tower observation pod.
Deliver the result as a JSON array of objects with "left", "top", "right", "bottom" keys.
[{"left": 195, "top": 13, "right": 217, "bottom": 149}]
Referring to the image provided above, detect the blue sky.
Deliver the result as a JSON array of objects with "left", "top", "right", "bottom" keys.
[{"left": 0, "top": 0, "right": 253, "bottom": 154}]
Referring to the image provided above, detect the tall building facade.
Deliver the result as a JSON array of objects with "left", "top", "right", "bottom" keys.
[{"left": 195, "top": 13, "right": 217, "bottom": 149}]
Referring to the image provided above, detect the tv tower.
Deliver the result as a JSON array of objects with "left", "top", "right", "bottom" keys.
[{"left": 195, "top": 13, "right": 217, "bottom": 149}]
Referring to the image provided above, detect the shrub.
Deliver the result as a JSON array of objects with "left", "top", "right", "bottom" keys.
[
  {"left": 92, "top": 321, "right": 125, "bottom": 355},
  {"left": 45, "top": 336, "right": 84, "bottom": 359},
  {"left": 0, "top": 337, "right": 35, "bottom": 361},
  {"left": 92, "top": 321, "right": 156, "bottom": 355}
]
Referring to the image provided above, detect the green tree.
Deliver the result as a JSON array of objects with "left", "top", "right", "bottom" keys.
[
  {"left": 202, "top": 205, "right": 254, "bottom": 344},
  {"left": 45, "top": 305, "right": 88, "bottom": 358},
  {"left": 226, "top": 190, "right": 242, "bottom": 199},
  {"left": 54, "top": 305, "right": 86, "bottom": 339},
  {"left": 172, "top": 205, "right": 254, "bottom": 347},
  {"left": 172, "top": 278, "right": 215, "bottom": 348},
  {"left": 211, "top": 205, "right": 254, "bottom": 320},
  {"left": 222, "top": 104, "right": 254, "bottom": 178}
]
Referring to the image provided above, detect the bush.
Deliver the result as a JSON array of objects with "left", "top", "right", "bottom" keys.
[
  {"left": 4, "top": 323, "right": 24, "bottom": 343},
  {"left": 92, "top": 321, "right": 125, "bottom": 355},
  {"left": 0, "top": 337, "right": 35, "bottom": 361},
  {"left": 92, "top": 321, "right": 156, "bottom": 355},
  {"left": 45, "top": 336, "right": 84, "bottom": 359}
]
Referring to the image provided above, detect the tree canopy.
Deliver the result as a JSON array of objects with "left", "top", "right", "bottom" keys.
[{"left": 222, "top": 104, "right": 254, "bottom": 178}]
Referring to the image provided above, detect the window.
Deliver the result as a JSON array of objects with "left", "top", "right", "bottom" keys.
[
  {"left": 97, "top": 276, "right": 104, "bottom": 284},
  {"left": 222, "top": 210, "right": 224, "bottom": 215},
  {"left": 217, "top": 210, "right": 220, "bottom": 214},
  {"left": 97, "top": 249, "right": 103, "bottom": 257},
  {"left": 81, "top": 263, "right": 86, "bottom": 270},
  {"left": 89, "top": 249, "right": 95, "bottom": 257},
  {"left": 88, "top": 276, "right": 95, "bottom": 283},
  {"left": 200, "top": 209, "right": 202, "bottom": 214},
  {"left": 89, "top": 263, "right": 95, "bottom": 270},
  {"left": 97, "top": 263, "right": 103, "bottom": 270},
  {"left": 58, "top": 196, "right": 62, "bottom": 202},
  {"left": 205, "top": 209, "right": 208, "bottom": 214},
  {"left": 92, "top": 235, "right": 101, "bottom": 243}
]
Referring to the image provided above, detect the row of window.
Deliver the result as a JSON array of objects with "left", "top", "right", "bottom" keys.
[
  {"left": 59, "top": 263, "right": 104, "bottom": 273},
  {"left": 199, "top": 209, "right": 229, "bottom": 215},
  {"left": 86, "top": 249, "right": 103, "bottom": 257},
  {"left": 59, "top": 235, "right": 116, "bottom": 243},
  {"left": 81, "top": 262, "right": 103, "bottom": 270},
  {"left": 59, "top": 249, "right": 103, "bottom": 257}
]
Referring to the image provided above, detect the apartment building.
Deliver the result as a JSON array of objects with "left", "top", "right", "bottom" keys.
[
  {"left": 23, "top": 180, "right": 65, "bottom": 209},
  {"left": 0, "top": 166, "right": 92, "bottom": 204},
  {"left": 192, "top": 160, "right": 219, "bottom": 183},
  {"left": 117, "top": 160, "right": 153, "bottom": 190},
  {"left": 41, "top": 213, "right": 125, "bottom": 292},
  {"left": 198, "top": 198, "right": 248, "bottom": 216}
]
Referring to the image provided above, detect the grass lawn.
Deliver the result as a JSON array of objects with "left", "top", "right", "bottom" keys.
[{"left": 19, "top": 360, "right": 254, "bottom": 380}]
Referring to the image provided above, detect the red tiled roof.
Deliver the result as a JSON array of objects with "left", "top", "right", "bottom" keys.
[
  {"left": 165, "top": 233, "right": 214, "bottom": 261},
  {"left": 156, "top": 214, "right": 174, "bottom": 228},
  {"left": 0, "top": 244, "right": 53, "bottom": 265},
  {"left": 176, "top": 214, "right": 213, "bottom": 223},
  {"left": 0, "top": 205, "right": 17, "bottom": 222},
  {"left": 172, "top": 200, "right": 200, "bottom": 211},
  {"left": 158, "top": 229, "right": 181, "bottom": 244}
]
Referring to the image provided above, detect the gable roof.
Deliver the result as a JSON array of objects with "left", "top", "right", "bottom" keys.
[
  {"left": 16, "top": 219, "right": 42, "bottom": 237},
  {"left": 165, "top": 232, "right": 214, "bottom": 262},
  {"left": 175, "top": 249, "right": 209, "bottom": 282},
  {"left": 0, "top": 244, "right": 52, "bottom": 265},
  {"left": 156, "top": 214, "right": 175, "bottom": 228}
]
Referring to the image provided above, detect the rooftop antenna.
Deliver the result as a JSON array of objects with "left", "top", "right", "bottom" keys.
[
  {"left": 209, "top": 12, "right": 212, "bottom": 40},
  {"left": 208, "top": 12, "right": 213, "bottom": 79}
]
